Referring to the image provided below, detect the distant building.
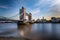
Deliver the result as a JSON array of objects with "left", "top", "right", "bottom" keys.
[
  {"left": 20, "top": 7, "right": 26, "bottom": 21},
  {"left": 36, "top": 19, "right": 40, "bottom": 22},
  {"left": 28, "top": 13, "right": 32, "bottom": 21},
  {"left": 51, "top": 17, "right": 57, "bottom": 22},
  {"left": 51, "top": 17, "right": 60, "bottom": 22},
  {"left": 41, "top": 17, "right": 47, "bottom": 22},
  {"left": 56, "top": 18, "right": 60, "bottom": 22}
]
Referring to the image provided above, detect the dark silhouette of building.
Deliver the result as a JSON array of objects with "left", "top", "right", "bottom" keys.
[
  {"left": 51, "top": 17, "right": 60, "bottom": 22},
  {"left": 51, "top": 17, "right": 57, "bottom": 22}
]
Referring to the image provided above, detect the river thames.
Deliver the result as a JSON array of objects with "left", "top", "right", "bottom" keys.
[{"left": 0, "top": 23, "right": 60, "bottom": 40}]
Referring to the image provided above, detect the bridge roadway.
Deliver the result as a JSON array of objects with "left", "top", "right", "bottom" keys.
[{"left": 0, "top": 19, "right": 20, "bottom": 23}]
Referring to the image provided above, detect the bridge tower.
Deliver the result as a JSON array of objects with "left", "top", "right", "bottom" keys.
[
  {"left": 28, "top": 13, "right": 32, "bottom": 22},
  {"left": 20, "top": 7, "right": 26, "bottom": 22}
]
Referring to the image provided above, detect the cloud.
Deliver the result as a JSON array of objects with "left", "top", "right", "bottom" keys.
[
  {"left": 29, "top": 0, "right": 60, "bottom": 19},
  {"left": 27, "top": 8, "right": 41, "bottom": 15},
  {"left": 31, "top": 8, "right": 40, "bottom": 15},
  {"left": 35, "top": 0, "right": 60, "bottom": 7},
  {"left": 26, "top": 7, "right": 41, "bottom": 19},
  {"left": 0, "top": 5, "right": 8, "bottom": 9},
  {"left": 35, "top": 0, "right": 52, "bottom": 7},
  {"left": 51, "top": 0, "right": 60, "bottom": 6},
  {"left": 49, "top": 5, "right": 60, "bottom": 17},
  {"left": 48, "top": 0, "right": 60, "bottom": 15},
  {"left": 35, "top": 0, "right": 60, "bottom": 15},
  {"left": 51, "top": 6, "right": 60, "bottom": 12}
]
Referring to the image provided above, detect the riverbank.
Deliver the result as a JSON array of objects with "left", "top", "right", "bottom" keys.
[
  {"left": 35, "top": 22, "right": 60, "bottom": 23},
  {"left": 0, "top": 36, "right": 60, "bottom": 40},
  {"left": 0, "top": 37, "right": 30, "bottom": 40}
]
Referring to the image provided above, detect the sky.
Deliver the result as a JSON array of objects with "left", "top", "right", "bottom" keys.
[{"left": 0, "top": 0, "right": 60, "bottom": 20}]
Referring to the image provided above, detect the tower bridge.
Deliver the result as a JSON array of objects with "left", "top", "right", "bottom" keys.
[
  {"left": 0, "top": 7, "right": 32, "bottom": 23},
  {"left": 20, "top": 7, "right": 32, "bottom": 23}
]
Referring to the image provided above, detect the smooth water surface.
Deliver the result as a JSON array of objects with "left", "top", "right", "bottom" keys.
[{"left": 0, "top": 23, "right": 60, "bottom": 39}]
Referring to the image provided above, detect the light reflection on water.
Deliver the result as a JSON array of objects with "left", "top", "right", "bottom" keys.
[
  {"left": 18, "top": 23, "right": 60, "bottom": 39},
  {"left": 0, "top": 23, "right": 60, "bottom": 39},
  {"left": 0, "top": 23, "right": 19, "bottom": 37}
]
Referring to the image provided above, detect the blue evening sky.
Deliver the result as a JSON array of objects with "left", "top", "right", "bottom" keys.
[{"left": 0, "top": 0, "right": 60, "bottom": 20}]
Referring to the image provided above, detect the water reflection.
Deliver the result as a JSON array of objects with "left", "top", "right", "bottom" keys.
[
  {"left": 18, "top": 23, "right": 60, "bottom": 39},
  {"left": 51, "top": 23, "right": 60, "bottom": 39},
  {"left": 0, "top": 23, "right": 19, "bottom": 37},
  {"left": 18, "top": 24, "right": 32, "bottom": 37},
  {"left": 18, "top": 24, "right": 43, "bottom": 40},
  {"left": 0, "top": 23, "right": 60, "bottom": 39}
]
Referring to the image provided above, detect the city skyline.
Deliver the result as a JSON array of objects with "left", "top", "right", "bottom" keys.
[{"left": 0, "top": 0, "right": 60, "bottom": 20}]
